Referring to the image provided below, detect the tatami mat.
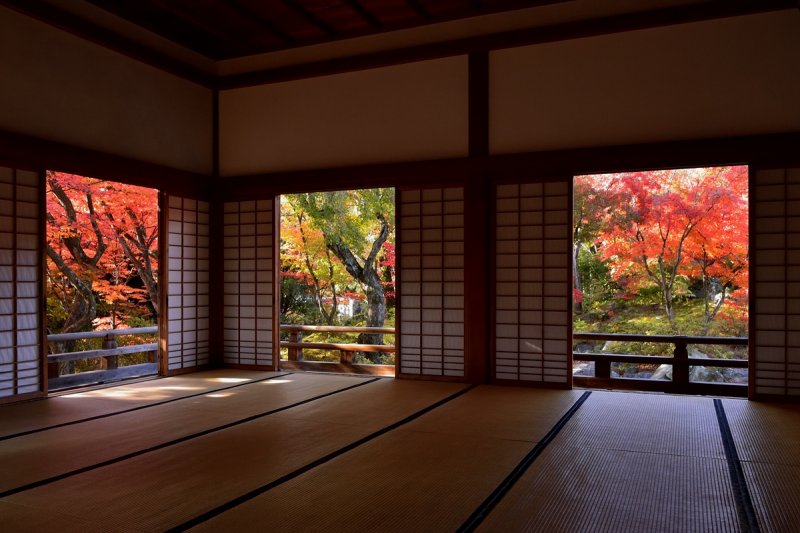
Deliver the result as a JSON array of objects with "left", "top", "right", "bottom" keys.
[
  {"left": 0, "top": 500, "right": 137, "bottom": 533},
  {"left": 561, "top": 391, "right": 726, "bottom": 459},
  {"left": 744, "top": 461, "right": 800, "bottom": 533},
  {"left": 3, "top": 373, "right": 800, "bottom": 533},
  {"left": 0, "top": 372, "right": 362, "bottom": 492},
  {"left": 721, "top": 398, "right": 800, "bottom": 466},
  {"left": 722, "top": 398, "right": 800, "bottom": 532},
  {"left": 4, "top": 379, "right": 463, "bottom": 531},
  {"left": 476, "top": 391, "right": 742, "bottom": 532},
  {"left": 478, "top": 445, "right": 739, "bottom": 533},
  {"left": 0, "top": 369, "right": 280, "bottom": 437},
  {"left": 191, "top": 386, "right": 583, "bottom": 532}
]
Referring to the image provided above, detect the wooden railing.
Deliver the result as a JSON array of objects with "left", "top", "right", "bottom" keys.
[
  {"left": 280, "top": 325, "right": 395, "bottom": 375},
  {"left": 573, "top": 332, "right": 748, "bottom": 396},
  {"left": 47, "top": 327, "right": 158, "bottom": 390}
]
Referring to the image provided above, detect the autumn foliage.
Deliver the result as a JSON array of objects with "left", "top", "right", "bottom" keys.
[
  {"left": 574, "top": 166, "right": 748, "bottom": 335},
  {"left": 46, "top": 172, "right": 159, "bottom": 335}
]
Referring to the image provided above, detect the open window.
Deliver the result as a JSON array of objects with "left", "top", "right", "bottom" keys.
[
  {"left": 572, "top": 166, "right": 749, "bottom": 395},
  {"left": 45, "top": 172, "right": 159, "bottom": 390}
]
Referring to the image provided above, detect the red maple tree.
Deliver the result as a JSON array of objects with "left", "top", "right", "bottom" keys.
[
  {"left": 578, "top": 166, "right": 748, "bottom": 333},
  {"left": 46, "top": 171, "right": 159, "bottom": 335}
]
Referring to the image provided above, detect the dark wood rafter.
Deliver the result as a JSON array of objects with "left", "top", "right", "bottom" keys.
[
  {"left": 281, "top": 0, "right": 338, "bottom": 37},
  {"left": 404, "top": 0, "right": 431, "bottom": 20},
  {"left": 147, "top": 0, "right": 255, "bottom": 54},
  {"left": 226, "top": 0, "right": 295, "bottom": 44},
  {"left": 343, "top": 0, "right": 383, "bottom": 29}
]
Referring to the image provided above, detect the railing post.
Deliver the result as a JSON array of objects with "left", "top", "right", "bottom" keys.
[
  {"left": 103, "top": 334, "right": 118, "bottom": 370},
  {"left": 595, "top": 357, "right": 611, "bottom": 380},
  {"left": 340, "top": 350, "right": 353, "bottom": 365},
  {"left": 673, "top": 337, "right": 689, "bottom": 392},
  {"left": 288, "top": 330, "right": 302, "bottom": 361}
]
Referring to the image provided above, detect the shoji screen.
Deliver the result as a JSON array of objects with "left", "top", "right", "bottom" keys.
[
  {"left": 494, "top": 181, "right": 571, "bottom": 385},
  {"left": 752, "top": 167, "right": 800, "bottom": 398},
  {"left": 0, "top": 167, "right": 41, "bottom": 399},
  {"left": 398, "top": 187, "right": 465, "bottom": 377},
  {"left": 222, "top": 199, "right": 275, "bottom": 367},
  {"left": 166, "top": 196, "right": 210, "bottom": 371}
]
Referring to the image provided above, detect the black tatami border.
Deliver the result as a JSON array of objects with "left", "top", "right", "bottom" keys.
[
  {"left": 167, "top": 384, "right": 478, "bottom": 532},
  {"left": 0, "top": 376, "right": 380, "bottom": 498},
  {"left": 714, "top": 398, "right": 761, "bottom": 533},
  {"left": 457, "top": 390, "right": 593, "bottom": 532},
  {"left": 0, "top": 372, "right": 294, "bottom": 442}
]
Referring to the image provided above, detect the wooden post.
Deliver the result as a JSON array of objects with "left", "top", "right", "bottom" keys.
[
  {"left": 595, "top": 357, "right": 611, "bottom": 379},
  {"left": 673, "top": 337, "right": 689, "bottom": 391},
  {"left": 340, "top": 350, "right": 353, "bottom": 364},
  {"left": 47, "top": 358, "right": 60, "bottom": 380},
  {"left": 103, "top": 334, "right": 118, "bottom": 370},
  {"left": 287, "top": 330, "right": 302, "bottom": 361}
]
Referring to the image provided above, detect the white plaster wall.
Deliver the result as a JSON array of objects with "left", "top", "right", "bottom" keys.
[
  {"left": 0, "top": 6, "right": 212, "bottom": 174},
  {"left": 219, "top": 57, "right": 468, "bottom": 176},
  {"left": 490, "top": 11, "right": 800, "bottom": 154}
]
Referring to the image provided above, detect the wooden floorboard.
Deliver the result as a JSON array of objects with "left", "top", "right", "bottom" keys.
[
  {"left": 191, "top": 387, "right": 584, "bottom": 532},
  {"left": 0, "top": 369, "right": 280, "bottom": 438},
  {"left": 0, "top": 372, "right": 364, "bottom": 492},
  {"left": 3, "top": 378, "right": 464, "bottom": 532}
]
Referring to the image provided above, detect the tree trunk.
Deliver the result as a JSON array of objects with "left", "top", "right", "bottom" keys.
[{"left": 326, "top": 213, "right": 390, "bottom": 363}]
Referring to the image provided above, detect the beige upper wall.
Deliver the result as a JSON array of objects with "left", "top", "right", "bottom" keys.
[
  {"left": 490, "top": 11, "right": 800, "bottom": 154},
  {"left": 0, "top": 6, "right": 212, "bottom": 175},
  {"left": 219, "top": 57, "right": 468, "bottom": 176}
]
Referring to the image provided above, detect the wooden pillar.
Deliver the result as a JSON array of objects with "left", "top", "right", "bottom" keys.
[{"left": 464, "top": 52, "right": 490, "bottom": 384}]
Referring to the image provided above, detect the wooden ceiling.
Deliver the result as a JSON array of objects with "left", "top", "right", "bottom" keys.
[{"left": 81, "top": 0, "right": 568, "bottom": 60}]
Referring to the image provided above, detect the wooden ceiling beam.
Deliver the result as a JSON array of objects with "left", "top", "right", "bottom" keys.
[
  {"left": 225, "top": 0, "right": 294, "bottom": 44},
  {"left": 281, "top": 0, "right": 338, "bottom": 37},
  {"left": 343, "top": 0, "right": 383, "bottom": 29},
  {"left": 404, "top": 0, "right": 432, "bottom": 20},
  {"left": 147, "top": 0, "right": 253, "bottom": 55}
]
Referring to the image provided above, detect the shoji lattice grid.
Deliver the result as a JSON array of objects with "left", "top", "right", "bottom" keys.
[
  {"left": 399, "top": 187, "right": 465, "bottom": 377},
  {"left": 222, "top": 199, "right": 274, "bottom": 366},
  {"left": 752, "top": 167, "right": 800, "bottom": 397},
  {"left": 494, "top": 181, "right": 570, "bottom": 384},
  {"left": 0, "top": 167, "right": 40, "bottom": 398},
  {"left": 167, "top": 196, "right": 210, "bottom": 371}
]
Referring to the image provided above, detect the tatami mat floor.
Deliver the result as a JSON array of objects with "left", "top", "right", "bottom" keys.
[{"left": 0, "top": 370, "right": 798, "bottom": 532}]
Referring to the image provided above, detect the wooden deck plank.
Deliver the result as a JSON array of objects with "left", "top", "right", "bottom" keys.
[
  {"left": 0, "top": 372, "right": 364, "bottom": 492},
  {"left": 4, "top": 379, "right": 464, "bottom": 532},
  {"left": 0, "top": 369, "right": 280, "bottom": 437}
]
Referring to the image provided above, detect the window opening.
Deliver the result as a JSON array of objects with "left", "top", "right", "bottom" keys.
[
  {"left": 279, "top": 188, "right": 395, "bottom": 375},
  {"left": 572, "top": 166, "right": 749, "bottom": 394},
  {"left": 46, "top": 171, "right": 159, "bottom": 390}
]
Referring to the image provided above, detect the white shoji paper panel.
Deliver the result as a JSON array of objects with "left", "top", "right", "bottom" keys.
[
  {"left": 494, "top": 181, "right": 570, "bottom": 384},
  {"left": 166, "top": 196, "right": 210, "bottom": 371},
  {"left": 753, "top": 167, "right": 800, "bottom": 397},
  {"left": 222, "top": 199, "right": 274, "bottom": 366},
  {"left": 0, "top": 167, "right": 41, "bottom": 398},
  {"left": 399, "top": 187, "right": 465, "bottom": 377}
]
